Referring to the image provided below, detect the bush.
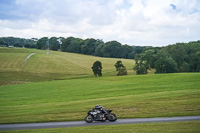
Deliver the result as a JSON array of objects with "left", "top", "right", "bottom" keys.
[
  {"left": 134, "top": 61, "right": 149, "bottom": 74},
  {"left": 117, "top": 67, "right": 127, "bottom": 76},
  {"left": 155, "top": 56, "right": 178, "bottom": 73}
]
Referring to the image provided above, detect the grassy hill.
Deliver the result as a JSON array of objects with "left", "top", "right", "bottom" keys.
[
  {"left": 0, "top": 73, "right": 199, "bottom": 124},
  {"left": 0, "top": 47, "right": 135, "bottom": 85}
]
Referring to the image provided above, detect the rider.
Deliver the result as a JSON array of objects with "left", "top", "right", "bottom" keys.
[{"left": 94, "top": 105, "right": 107, "bottom": 114}]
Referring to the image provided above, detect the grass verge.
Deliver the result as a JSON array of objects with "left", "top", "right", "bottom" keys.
[{"left": 1, "top": 121, "right": 199, "bottom": 133}]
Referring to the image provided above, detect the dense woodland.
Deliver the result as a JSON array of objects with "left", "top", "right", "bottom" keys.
[{"left": 0, "top": 36, "right": 200, "bottom": 73}]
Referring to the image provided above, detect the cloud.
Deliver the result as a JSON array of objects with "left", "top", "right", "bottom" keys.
[{"left": 0, "top": 0, "right": 200, "bottom": 46}]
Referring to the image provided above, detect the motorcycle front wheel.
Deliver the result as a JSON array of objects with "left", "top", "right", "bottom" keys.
[
  {"left": 108, "top": 113, "right": 117, "bottom": 122},
  {"left": 84, "top": 115, "right": 94, "bottom": 123}
]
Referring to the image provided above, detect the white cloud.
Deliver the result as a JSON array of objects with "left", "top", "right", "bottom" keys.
[{"left": 0, "top": 0, "right": 200, "bottom": 46}]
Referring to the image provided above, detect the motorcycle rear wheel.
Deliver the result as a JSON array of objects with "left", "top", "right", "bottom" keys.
[{"left": 84, "top": 115, "right": 94, "bottom": 123}]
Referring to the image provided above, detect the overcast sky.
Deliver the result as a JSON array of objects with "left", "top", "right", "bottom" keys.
[{"left": 0, "top": 0, "right": 200, "bottom": 46}]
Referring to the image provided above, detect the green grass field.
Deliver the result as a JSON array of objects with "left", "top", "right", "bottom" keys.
[
  {"left": 0, "top": 47, "right": 135, "bottom": 85},
  {"left": 0, "top": 73, "right": 199, "bottom": 124}
]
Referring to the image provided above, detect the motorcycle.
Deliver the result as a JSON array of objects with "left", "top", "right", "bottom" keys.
[{"left": 84, "top": 108, "right": 117, "bottom": 123}]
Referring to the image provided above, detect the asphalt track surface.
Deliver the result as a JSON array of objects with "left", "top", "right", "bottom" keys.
[{"left": 0, "top": 116, "right": 200, "bottom": 131}]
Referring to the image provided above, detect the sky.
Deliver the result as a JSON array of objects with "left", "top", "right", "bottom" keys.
[{"left": 0, "top": 0, "right": 200, "bottom": 46}]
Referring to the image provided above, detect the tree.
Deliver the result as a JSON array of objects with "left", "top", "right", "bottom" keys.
[
  {"left": 69, "top": 38, "right": 83, "bottom": 53},
  {"left": 165, "top": 43, "right": 187, "bottom": 72},
  {"left": 114, "top": 61, "right": 124, "bottom": 71},
  {"left": 94, "top": 43, "right": 105, "bottom": 57},
  {"left": 133, "top": 55, "right": 150, "bottom": 75},
  {"left": 91, "top": 61, "right": 102, "bottom": 77},
  {"left": 132, "top": 46, "right": 147, "bottom": 59},
  {"left": 103, "top": 41, "right": 125, "bottom": 58},
  {"left": 81, "top": 38, "right": 101, "bottom": 55},
  {"left": 0, "top": 40, "right": 6, "bottom": 46},
  {"left": 49, "top": 37, "right": 60, "bottom": 51},
  {"left": 61, "top": 37, "right": 74, "bottom": 52},
  {"left": 143, "top": 49, "right": 158, "bottom": 68},
  {"left": 117, "top": 67, "right": 127, "bottom": 76},
  {"left": 14, "top": 42, "right": 23, "bottom": 47},
  {"left": 123, "top": 45, "right": 134, "bottom": 59},
  {"left": 134, "top": 60, "right": 149, "bottom": 74},
  {"left": 36, "top": 37, "right": 48, "bottom": 50},
  {"left": 25, "top": 38, "right": 37, "bottom": 48},
  {"left": 179, "top": 62, "right": 189, "bottom": 72},
  {"left": 114, "top": 61, "right": 127, "bottom": 76},
  {"left": 61, "top": 37, "right": 83, "bottom": 53},
  {"left": 154, "top": 51, "right": 178, "bottom": 73},
  {"left": 186, "top": 42, "right": 200, "bottom": 72}
]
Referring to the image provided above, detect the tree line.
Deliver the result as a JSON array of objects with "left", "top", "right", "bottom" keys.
[
  {"left": 0, "top": 37, "right": 37, "bottom": 48},
  {"left": 134, "top": 41, "right": 200, "bottom": 74},
  {"left": 0, "top": 36, "right": 149, "bottom": 59},
  {"left": 1, "top": 36, "right": 199, "bottom": 73},
  {"left": 35, "top": 36, "right": 149, "bottom": 59}
]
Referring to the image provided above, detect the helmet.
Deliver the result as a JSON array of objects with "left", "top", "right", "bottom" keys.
[{"left": 95, "top": 105, "right": 101, "bottom": 108}]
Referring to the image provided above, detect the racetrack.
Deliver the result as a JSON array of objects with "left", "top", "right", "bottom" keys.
[{"left": 0, "top": 116, "right": 200, "bottom": 131}]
